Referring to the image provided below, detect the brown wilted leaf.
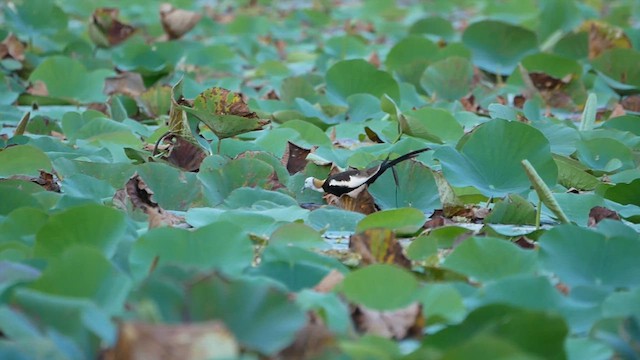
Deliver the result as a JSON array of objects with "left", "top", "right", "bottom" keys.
[
  {"left": 582, "top": 20, "right": 631, "bottom": 59},
  {"left": 314, "top": 270, "right": 345, "bottom": 293},
  {"left": 160, "top": 3, "right": 202, "bottom": 40},
  {"left": 325, "top": 188, "right": 377, "bottom": 215},
  {"left": 364, "top": 126, "right": 384, "bottom": 143},
  {"left": 368, "top": 52, "right": 380, "bottom": 68},
  {"left": 621, "top": 95, "right": 640, "bottom": 112},
  {"left": 349, "top": 229, "right": 411, "bottom": 268},
  {"left": 278, "top": 313, "right": 336, "bottom": 360},
  {"left": 282, "top": 141, "right": 311, "bottom": 175},
  {"left": 588, "top": 206, "right": 621, "bottom": 227},
  {"left": 87, "top": 102, "right": 110, "bottom": 115},
  {"left": 125, "top": 173, "right": 185, "bottom": 228},
  {"left": 90, "top": 8, "right": 136, "bottom": 47},
  {"left": 7, "top": 170, "right": 60, "bottom": 192},
  {"left": 27, "top": 81, "right": 49, "bottom": 97},
  {"left": 609, "top": 103, "right": 626, "bottom": 118},
  {"left": 160, "top": 134, "right": 208, "bottom": 172},
  {"left": 352, "top": 303, "right": 423, "bottom": 340},
  {"left": 104, "top": 72, "right": 146, "bottom": 98},
  {"left": 264, "top": 89, "right": 280, "bottom": 100},
  {"left": 528, "top": 72, "right": 571, "bottom": 92},
  {"left": 275, "top": 39, "right": 287, "bottom": 60},
  {"left": 0, "top": 33, "right": 25, "bottom": 61},
  {"left": 514, "top": 236, "right": 536, "bottom": 249},
  {"left": 105, "top": 321, "right": 238, "bottom": 360}
]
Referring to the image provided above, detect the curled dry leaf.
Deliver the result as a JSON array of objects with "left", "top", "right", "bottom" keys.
[
  {"left": 588, "top": 206, "right": 621, "bottom": 227},
  {"left": 278, "top": 313, "right": 336, "bottom": 360},
  {"left": 313, "top": 270, "right": 345, "bottom": 293},
  {"left": 0, "top": 33, "right": 26, "bottom": 61},
  {"left": 349, "top": 229, "right": 411, "bottom": 268},
  {"left": 160, "top": 3, "right": 202, "bottom": 40},
  {"left": 582, "top": 20, "right": 631, "bottom": 59},
  {"left": 352, "top": 303, "right": 423, "bottom": 340},
  {"left": 325, "top": 189, "right": 377, "bottom": 215},
  {"left": 105, "top": 321, "right": 238, "bottom": 360},
  {"left": 6, "top": 170, "right": 60, "bottom": 192},
  {"left": 156, "top": 133, "right": 208, "bottom": 172},
  {"left": 27, "top": 81, "right": 49, "bottom": 97},
  {"left": 282, "top": 141, "right": 311, "bottom": 175},
  {"left": 89, "top": 8, "right": 136, "bottom": 47},
  {"left": 104, "top": 71, "right": 146, "bottom": 98},
  {"left": 621, "top": 95, "right": 640, "bottom": 113},
  {"left": 125, "top": 173, "right": 185, "bottom": 228}
]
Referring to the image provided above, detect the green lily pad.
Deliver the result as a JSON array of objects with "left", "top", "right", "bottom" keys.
[
  {"left": 342, "top": 264, "right": 418, "bottom": 311},
  {"left": 28, "top": 246, "right": 131, "bottom": 313},
  {"left": 0, "top": 145, "right": 52, "bottom": 177},
  {"left": 188, "top": 275, "right": 306, "bottom": 355},
  {"left": 521, "top": 53, "right": 582, "bottom": 79},
  {"left": 416, "top": 284, "right": 466, "bottom": 324},
  {"left": 34, "top": 204, "right": 127, "bottom": 259},
  {"left": 604, "top": 178, "right": 640, "bottom": 207},
  {"left": 401, "top": 107, "right": 464, "bottom": 144},
  {"left": 591, "top": 48, "right": 640, "bottom": 93},
  {"left": 600, "top": 115, "right": 640, "bottom": 135},
  {"left": 442, "top": 237, "right": 537, "bottom": 282},
  {"left": 385, "top": 35, "right": 439, "bottom": 89},
  {"left": 538, "top": 223, "right": 640, "bottom": 288},
  {"left": 129, "top": 221, "right": 254, "bottom": 281},
  {"left": 269, "top": 223, "right": 326, "bottom": 249},
  {"left": 576, "top": 137, "right": 635, "bottom": 173},
  {"left": 368, "top": 160, "right": 441, "bottom": 212},
  {"left": 326, "top": 59, "right": 400, "bottom": 103},
  {"left": 485, "top": 194, "right": 536, "bottom": 225},
  {"left": 409, "top": 16, "right": 455, "bottom": 41},
  {"left": 462, "top": 20, "right": 538, "bottom": 75},
  {"left": 435, "top": 119, "right": 558, "bottom": 197},
  {"left": 554, "top": 155, "right": 601, "bottom": 190},
  {"left": 420, "top": 304, "right": 568, "bottom": 360},
  {"left": 28, "top": 56, "right": 114, "bottom": 104},
  {"left": 356, "top": 207, "right": 426, "bottom": 235},
  {"left": 421, "top": 56, "right": 474, "bottom": 101}
]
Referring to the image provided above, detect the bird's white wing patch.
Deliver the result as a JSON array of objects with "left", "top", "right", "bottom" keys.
[{"left": 328, "top": 175, "right": 369, "bottom": 189}]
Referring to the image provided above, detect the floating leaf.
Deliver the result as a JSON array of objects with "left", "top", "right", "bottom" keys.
[
  {"left": 342, "top": 264, "right": 418, "bottom": 311},
  {"left": 435, "top": 119, "right": 557, "bottom": 197},
  {"left": 326, "top": 59, "right": 400, "bottom": 103},
  {"left": 356, "top": 208, "right": 425, "bottom": 235},
  {"left": 442, "top": 237, "right": 537, "bottom": 282},
  {"left": 462, "top": 20, "right": 538, "bottom": 75},
  {"left": 183, "top": 87, "right": 269, "bottom": 139},
  {"left": 421, "top": 56, "right": 474, "bottom": 101},
  {"left": 0, "top": 145, "right": 51, "bottom": 177}
]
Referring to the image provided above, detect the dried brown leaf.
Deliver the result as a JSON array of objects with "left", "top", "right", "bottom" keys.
[
  {"left": 621, "top": 95, "right": 640, "bottom": 113},
  {"left": 352, "top": 303, "right": 423, "bottom": 340},
  {"left": 90, "top": 8, "right": 136, "bottom": 47},
  {"left": 313, "top": 270, "right": 345, "bottom": 293},
  {"left": 0, "top": 33, "right": 25, "bottom": 61},
  {"left": 282, "top": 141, "right": 311, "bottom": 175},
  {"left": 104, "top": 72, "right": 146, "bottom": 98},
  {"left": 7, "top": 170, "right": 60, "bottom": 192},
  {"left": 27, "top": 81, "right": 49, "bottom": 97},
  {"left": 160, "top": 3, "right": 202, "bottom": 40},
  {"left": 125, "top": 173, "right": 185, "bottom": 228},
  {"left": 349, "top": 229, "right": 411, "bottom": 268},
  {"left": 278, "top": 313, "right": 336, "bottom": 360},
  {"left": 162, "top": 134, "right": 208, "bottom": 172},
  {"left": 588, "top": 206, "right": 621, "bottom": 227},
  {"left": 105, "top": 321, "right": 238, "bottom": 360}
]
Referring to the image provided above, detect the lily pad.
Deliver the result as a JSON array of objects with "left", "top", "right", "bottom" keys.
[
  {"left": 356, "top": 207, "right": 426, "bottom": 235},
  {"left": 326, "top": 59, "right": 400, "bottom": 103},
  {"left": 538, "top": 223, "right": 640, "bottom": 288},
  {"left": 0, "top": 145, "right": 51, "bottom": 177},
  {"left": 342, "top": 264, "right": 419, "bottom": 311},
  {"left": 435, "top": 119, "right": 558, "bottom": 197},
  {"left": 28, "top": 56, "right": 114, "bottom": 103},
  {"left": 442, "top": 237, "right": 537, "bottom": 282},
  {"left": 129, "top": 221, "right": 254, "bottom": 281},
  {"left": 462, "top": 20, "right": 538, "bottom": 75},
  {"left": 591, "top": 48, "right": 640, "bottom": 93},
  {"left": 421, "top": 56, "right": 474, "bottom": 101}
]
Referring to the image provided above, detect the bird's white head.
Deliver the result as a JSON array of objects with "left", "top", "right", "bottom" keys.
[{"left": 303, "top": 177, "right": 325, "bottom": 192}]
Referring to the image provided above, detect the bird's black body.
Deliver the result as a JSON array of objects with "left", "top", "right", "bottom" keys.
[{"left": 321, "top": 147, "right": 430, "bottom": 197}]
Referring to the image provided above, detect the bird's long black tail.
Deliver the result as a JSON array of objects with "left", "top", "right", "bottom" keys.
[{"left": 366, "top": 147, "right": 430, "bottom": 186}]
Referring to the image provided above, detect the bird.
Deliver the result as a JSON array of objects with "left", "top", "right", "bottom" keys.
[{"left": 303, "top": 147, "right": 430, "bottom": 198}]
